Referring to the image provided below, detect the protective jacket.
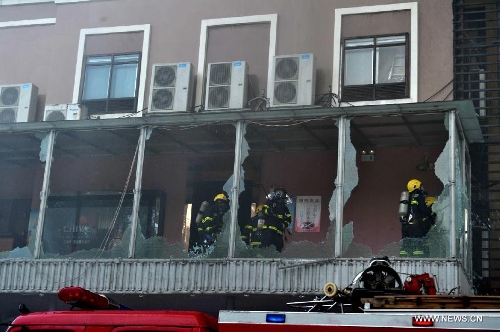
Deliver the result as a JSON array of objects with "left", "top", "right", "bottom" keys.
[
  {"left": 261, "top": 199, "right": 292, "bottom": 252},
  {"left": 198, "top": 204, "right": 227, "bottom": 247},
  {"left": 401, "top": 189, "right": 435, "bottom": 238}
]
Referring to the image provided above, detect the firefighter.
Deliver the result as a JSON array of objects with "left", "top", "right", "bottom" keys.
[
  {"left": 197, "top": 191, "right": 230, "bottom": 251},
  {"left": 248, "top": 204, "right": 265, "bottom": 247},
  {"left": 261, "top": 187, "right": 292, "bottom": 253},
  {"left": 400, "top": 179, "right": 436, "bottom": 257}
]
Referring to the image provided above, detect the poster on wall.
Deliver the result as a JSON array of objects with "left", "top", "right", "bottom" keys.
[{"left": 294, "top": 196, "right": 321, "bottom": 233}]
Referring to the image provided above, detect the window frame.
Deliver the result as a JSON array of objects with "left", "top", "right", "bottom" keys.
[
  {"left": 80, "top": 52, "right": 142, "bottom": 116},
  {"left": 332, "top": 2, "right": 418, "bottom": 106},
  {"left": 340, "top": 33, "right": 409, "bottom": 102},
  {"left": 72, "top": 24, "right": 151, "bottom": 115}
]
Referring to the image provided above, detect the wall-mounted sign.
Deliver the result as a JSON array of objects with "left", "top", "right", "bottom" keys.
[{"left": 294, "top": 196, "right": 321, "bottom": 233}]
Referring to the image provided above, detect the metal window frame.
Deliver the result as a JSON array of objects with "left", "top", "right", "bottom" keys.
[
  {"left": 80, "top": 52, "right": 142, "bottom": 115},
  {"left": 72, "top": 24, "right": 151, "bottom": 115},
  {"left": 332, "top": 2, "right": 418, "bottom": 106},
  {"left": 340, "top": 33, "right": 409, "bottom": 102}
]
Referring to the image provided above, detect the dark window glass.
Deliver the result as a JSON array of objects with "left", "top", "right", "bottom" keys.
[
  {"left": 81, "top": 53, "right": 140, "bottom": 115},
  {"left": 341, "top": 34, "right": 408, "bottom": 102}
]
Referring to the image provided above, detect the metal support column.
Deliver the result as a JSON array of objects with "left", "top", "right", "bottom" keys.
[
  {"left": 128, "top": 126, "right": 147, "bottom": 258},
  {"left": 450, "top": 110, "right": 457, "bottom": 259},
  {"left": 34, "top": 130, "right": 56, "bottom": 259},
  {"left": 228, "top": 121, "right": 245, "bottom": 258},
  {"left": 335, "top": 116, "right": 347, "bottom": 257}
]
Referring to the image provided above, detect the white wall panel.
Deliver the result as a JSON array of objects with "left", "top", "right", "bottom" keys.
[{"left": 0, "top": 259, "right": 472, "bottom": 295}]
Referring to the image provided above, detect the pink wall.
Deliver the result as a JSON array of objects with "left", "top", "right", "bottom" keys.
[
  {"left": 0, "top": 0, "right": 454, "bottom": 119},
  {"left": 259, "top": 150, "right": 337, "bottom": 244},
  {"left": 0, "top": 168, "right": 40, "bottom": 200},
  {"left": 344, "top": 145, "right": 444, "bottom": 254}
]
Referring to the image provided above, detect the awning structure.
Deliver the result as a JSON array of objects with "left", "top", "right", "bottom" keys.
[{"left": 0, "top": 100, "right": 483, "bottom": 170}]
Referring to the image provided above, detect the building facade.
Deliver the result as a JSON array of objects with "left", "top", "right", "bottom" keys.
[
  {"left": 0, "top": 0, "right": 485, "bottom": 320},
  {"left": 453, "top": 0, "right": 500, "bottom": 294}
]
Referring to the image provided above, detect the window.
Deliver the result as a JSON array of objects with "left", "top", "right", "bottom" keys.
[
  {"left": 81, "top": 53, "right": 140, "bottom": 115},
  {"left": 341, "top": 34, "right": 408, "bottom": 102}
]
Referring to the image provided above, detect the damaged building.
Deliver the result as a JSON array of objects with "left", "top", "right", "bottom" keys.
[{"left": 0, "top": 0, "right": 496, "bottom": 321}]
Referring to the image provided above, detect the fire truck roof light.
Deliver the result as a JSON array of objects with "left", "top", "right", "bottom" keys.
[
  {"left": 58, "top": 287, "right": 110, "bottom": 310},
  {"left": 412, "top": 317, "right": 434, "bottom": 327},
  {"left": 266, "top": 313, "right": 286, "bottom": 323}
]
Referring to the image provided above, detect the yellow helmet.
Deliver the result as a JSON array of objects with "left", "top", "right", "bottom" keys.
[
  {"left": 407, "top": 179, "right": 422, "bottom": 192},
  {"left": 255, "top": 204, "right": 264, "bottom": 213},
  {"left": 214, "top": 192, "right": 229, "bottom": 202},
  {"left": 425, "top": 196, "right": 436, "bottom": 206}
]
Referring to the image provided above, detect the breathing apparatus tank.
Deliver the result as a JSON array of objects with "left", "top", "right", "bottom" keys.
[
  {"left": 257, "top": 211, "right": 265, "bottom": 229},
  {"left": 195, "top": 201, "right": 210, "bottom": 225},
  {"left": 399, "top": 191, "right": 409, "bottom": 220}
]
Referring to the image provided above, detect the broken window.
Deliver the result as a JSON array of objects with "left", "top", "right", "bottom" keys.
[
  {"left": 236, "top": 118, "right": 339, "bottom": 258},
  {"left": 0, "top": 132, "right": 46, "bottom": 259},
  {"left": 40, "top": 128, "right": 141, "bottom": 259},
  {"left": 138, "top": 124, "right": 236, "bottom": 259},
  {"left": 343, "top": 113, "right": 448, "bottom": 258}
]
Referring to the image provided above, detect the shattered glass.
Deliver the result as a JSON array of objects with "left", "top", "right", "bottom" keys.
[
  {"left": 40, "top": 128, "right": 141, "bottom": 259},
  {"left": 0, "top": 110, "right": 473, "bottom": 262},
  {"left": 139, "top": 124, "right": 236, "bottom": 259},
  {"left": 343, "top": 113, "right": 449, "bottom": 258},
  {"left": 237, "top": 118, "right": 339, "bottom": 258},
  {"left": 0, "top": 132, "right": 46, "bottom": 259}
]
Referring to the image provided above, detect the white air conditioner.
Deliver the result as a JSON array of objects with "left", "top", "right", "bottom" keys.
[
  {"left": 270, "top": 54, "right": 316, "bottom": 108},
  {"left": 205, "top": 61, "right": 248, "bottom": 110},
  {"left": 147, "top": 62, "right": 194, "bottom": 114},
  {"left": 89, "top": 111, "right": 143, "bottom": 120},
  {"left": 43, "top": 104, "right": 85, "bottom": 121},
  {"left": 0, "top": 83, "right": 38, "bottom": 123}
]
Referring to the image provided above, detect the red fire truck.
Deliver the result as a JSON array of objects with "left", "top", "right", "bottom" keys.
[
  {"left": 7, "top": 287, "right": 219, "bottom": 332},
  {"left": 7, "top": 258, "right": 500, "bottom": 332}
]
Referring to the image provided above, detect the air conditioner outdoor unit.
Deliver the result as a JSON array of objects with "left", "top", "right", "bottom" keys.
[
  {"left": 205, "top": 61, "right": 248, "bottom": 110},
  {"left": 147, "top": 62, "right": 194, "bottom": 114},
  {"left": 0, "top": 83, "right": 38, "bottom": 123},
  {"left": 89, "top": 111, "right": 143, "bottom": 120},
  {"left": 270, "top": 54, "right": 316, "bottom": 108},
  {"left": 43, "top": 104, "right": 85, "bottom": 121}
]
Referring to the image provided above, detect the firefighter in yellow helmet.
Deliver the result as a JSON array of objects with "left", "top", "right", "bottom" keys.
[
  {"left": 400, "top": 179, "right": 436, "bottom": 257},
  {"left": 197, "top": 191, "right": 230, "bottom": 251},
  {"left": 247, "top": 204, "right": 265, "bottom": 247}
]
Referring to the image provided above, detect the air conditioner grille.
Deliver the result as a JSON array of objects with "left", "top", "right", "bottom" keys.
[
  {"left": 46, "top": 110, "right": 66, "bottom": 121},
  {"left": 152, "top": 89, "right": 174, "bottom": 110},
  {"left": 274, "top": 81, "right": 297, "bottom": 104},
  {"left": 208, "top": 86, "right": 230, "bottom": 108},
  {"left": 209, "top": 63, "right": 232, "bottom": 86},
  {"left": 0, "top": 108, "right": 16, "bottom": 123},
  {"left": 1, "top": 86, "right": 20, "bottom": 106},
  {"left": 275, "top": 57, "right": 299, "bottom": 81},
  {"left": 154, "top": 66, "right": 176, "bottom": 87}
]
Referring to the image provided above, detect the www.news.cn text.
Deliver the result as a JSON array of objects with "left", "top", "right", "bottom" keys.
[{"left": 414, "top": 315, "right": 484, "bottom": 323}]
